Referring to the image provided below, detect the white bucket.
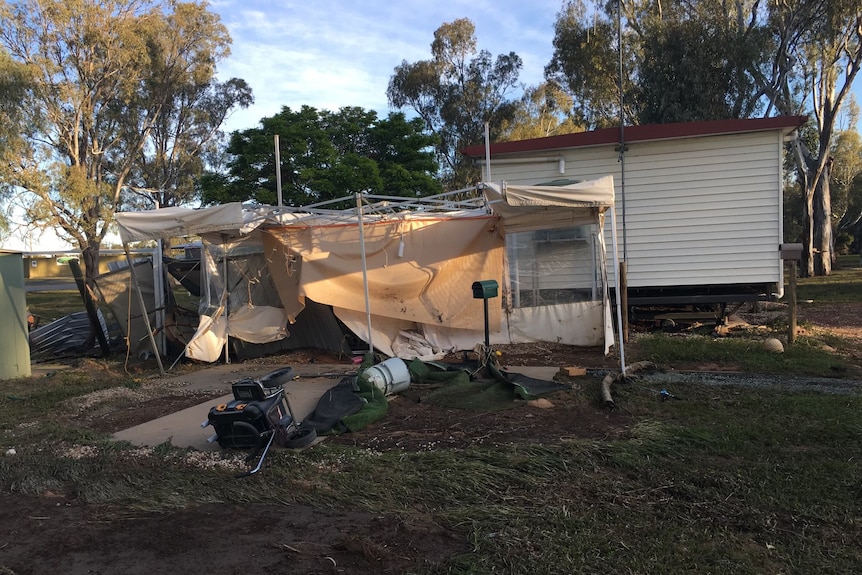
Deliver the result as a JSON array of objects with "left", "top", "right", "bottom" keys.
[{"left": 362, "top": 357, "right": 411, "bottom": 395}]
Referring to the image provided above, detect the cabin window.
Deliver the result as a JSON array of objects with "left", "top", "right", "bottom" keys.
[{"left": 506, "top": 224, "right": 604, "bottom": 308}]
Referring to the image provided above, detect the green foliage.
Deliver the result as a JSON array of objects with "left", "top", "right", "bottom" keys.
[
  {"left": 831, "top": 128, "right": 862, "bottom": 251},
  {"left": 783, "top": 181, "right": 804, "bottom": 244},
  {"left": 201, "top": 107, "right": 440, "bottom": 206},
  {"left": 548, "top": 0, "right": 861, "bottom": 276},
  {"left": 124, "top": 75, "right": 253, "bottom": 210},
  {"left": 545, "top": 1, "right": 629, "bottom": 129},
  {"left": 498, "top": 82, "right": 585, "bottom": 141},
  {"left": 0, "top": 0, "right": 244, "bottom": 282},
  {"left": 638, "top": 19, "right": 767, "bottom": 123},
  {"left": 387, "top": 18, "right": 522, "bottom": 188}
]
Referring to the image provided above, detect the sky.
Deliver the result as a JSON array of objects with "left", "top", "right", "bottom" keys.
[
  {"left": 211, "top": 0, "right": 564, "bottom": 134},
  {"left": 3, "top": 0, "right": 861, "bottom": 251},
  {"left": 212, "top": 0, "right": 862, "bottom": 134},
  {"left": 5, "top": 0, "right": 564, "bottom": 251}
]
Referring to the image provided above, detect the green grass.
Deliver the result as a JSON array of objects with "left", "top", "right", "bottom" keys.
[
  {"left": 8, "top": 253, "right": 861, "bottom": 573},
  {"left": 795, "top": 254, "right": 862, "bottom": 303},
  {"left": 633, "top": 332, "right": 861, "bottom": 377},
  {"left": 631, "top": 253, "right": 862, "bottom": 374},
  {"left": 1, "top": 373, "right": 861, "bottom": 574},
  {"left": 25, "top": 290, "right": 87, "bottom": 322}
]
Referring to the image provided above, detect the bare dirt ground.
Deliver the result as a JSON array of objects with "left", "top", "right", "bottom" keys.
[{"left": 2, "top": 303, "right": 861, "bottom": 575}]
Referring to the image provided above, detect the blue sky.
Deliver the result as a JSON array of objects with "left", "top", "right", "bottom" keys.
[
  {"left": 211, "top": 0, "right": 862, "bottom": 134},
  {"left": 210, "top": 0, "right": 564, "bottom": 133}
]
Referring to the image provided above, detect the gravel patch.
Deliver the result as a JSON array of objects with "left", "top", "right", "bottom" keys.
[{"left": 637, "top": 371, "right": 862, "bottom": 395}]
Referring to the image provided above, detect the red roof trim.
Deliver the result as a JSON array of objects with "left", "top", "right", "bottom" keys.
[{"left": 461, "top": 116, "right": 808, "bottom": 158}]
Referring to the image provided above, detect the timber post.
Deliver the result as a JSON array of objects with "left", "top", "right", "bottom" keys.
[{"left": 619, "top": 261, "right": 628, "bottom": 343}]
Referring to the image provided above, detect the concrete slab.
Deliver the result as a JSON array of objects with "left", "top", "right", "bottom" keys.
[
  {"left": 113, "top": 364, "right": 356, "bottom": 451},
  {"left": 143, "top": 363, "right": 356, "bottom": 393},
  {"left": 501, "top": 366, "right": 561, "bottom": 381}
]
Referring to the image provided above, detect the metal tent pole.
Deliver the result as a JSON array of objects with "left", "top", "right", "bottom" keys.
[
  {"left": 222, "top": 237, "right": 230, "bottom": 364},
  {"left": 153, "top": 241, "right": 166, "bottom": 356},
  {"left": 275, "top": 134, "right": 283, "bottom": 207},
  {"left": 355, "top": 192, "right": 374, "bottom": 356},
  {"left": 608, "top": 206, "right": 626, "bottom": 375}
]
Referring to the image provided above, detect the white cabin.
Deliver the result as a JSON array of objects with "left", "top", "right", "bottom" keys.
[{"left": 462, "top": 116, "right": 806, "bottom": 306}]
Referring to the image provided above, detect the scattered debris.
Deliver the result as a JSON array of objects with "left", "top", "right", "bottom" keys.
[
  {"left": 561, "top": 366, "right": 586, "bottom": 377},
  {"left": 601, "top": 373, "right": 618, "bottom": 408},
  {"left": 602, "top": 361, "right": 659, "bottom": 409},
  {"left": 527, "top": 398, "right": 555, "bottom": 409},
  {"left": 762, "top": 338, "right": 785, "bottom": 353},
  {"left": 28, "top": 310, "right": 112, "bottom": 361}
]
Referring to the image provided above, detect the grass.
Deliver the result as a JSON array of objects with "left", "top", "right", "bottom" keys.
[
  {"left": 632, "top": 254, "right": 862, "bottom": 373},
  {"left": 634, "top": 332, "right": 861, "bottom": 377},
  {"left": 1, "top": 370, "right": 861, "bottom": 574},
  {"left": 793, "top": 253, "right": 862, "bottom": 303},
  {"left": 8, "top": 255, "right": 861, "bottom": 573},
  {"left": 26, "top": 290, "right": 88, "bottom": 323}
]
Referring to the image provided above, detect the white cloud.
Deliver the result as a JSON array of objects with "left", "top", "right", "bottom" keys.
[
  {"left": 210, "top": 0, "right": 862, "bottom": 137},
  {"left": 213, "top": 0, "right": 563, "bottom": 132}
]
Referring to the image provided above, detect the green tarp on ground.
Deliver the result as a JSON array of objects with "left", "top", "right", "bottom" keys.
[
  {"left": 406, "top": 358, "right": 569, "bottom": 411},
  {"left": 304, "top": 356, "right": 571, "bottom": 431}
]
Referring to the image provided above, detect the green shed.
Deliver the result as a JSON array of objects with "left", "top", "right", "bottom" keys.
[{"left": 0, "top": 250, "right": 31, "bottom": 379}]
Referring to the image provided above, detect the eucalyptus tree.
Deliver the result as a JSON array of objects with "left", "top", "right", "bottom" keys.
[
  {"left": 387, "top": 18, "right": 523, "bottom": 188},
  {"left": 0, "top": 47, "right": 28, "bottom": 241},
  {"left": 546, "top": 0, "right": 862, "bottom": 276},
  {"left": 757, "top": 0, "right": 862, "bottom": 275},
  {"left": 200, "top": 106, "right": 440, "bottom": 206},
  {"left": 498, "top": 81, "right": 584, "bottom": 142},
  {"left": 830, "top": 124, "right": 862, "bottom": 250},
  {"left": 545, "top": 0, "right": 635, "bottom": 129},
  {"left": 124, "top": 76, "right": 253, "bottom": 211},
  {"left": 0, "top": 0, "right": 242, "bottom": 284},
  {"left": 546, "top": 0, "right": 770, "bottom": 127}
]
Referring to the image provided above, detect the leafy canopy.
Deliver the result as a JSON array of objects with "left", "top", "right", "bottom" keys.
[
  {"left": 387, "top": 18, "right": 523, "bottom": 189},
  {"left": 200, "top": 106, "right": 441, "bottom": 207},
  {"left": 0, "top": 0, "right": 244, "bottom": 281}
]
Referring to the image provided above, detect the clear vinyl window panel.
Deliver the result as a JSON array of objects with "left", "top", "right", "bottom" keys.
[
  {"left": 507, "top": 224, "right": 604, "bottom": 308},
  {"left": 199, "top": 238, "right": 283, "bottom": 316}
]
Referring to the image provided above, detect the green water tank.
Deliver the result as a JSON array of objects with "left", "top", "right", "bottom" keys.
[{"left": 0, "top": 251, "right": 31, "bottom": 379}]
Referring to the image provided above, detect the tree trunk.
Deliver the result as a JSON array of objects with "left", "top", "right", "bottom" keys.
[
  {"left": 812, "top": 160, "right": 833, "bottom": 275},
  {"left": 80, "top": 242, "right": 102, "bottom": 294},
  {"left": 801, "top": 183, "right": 815, "bottom": 278}
]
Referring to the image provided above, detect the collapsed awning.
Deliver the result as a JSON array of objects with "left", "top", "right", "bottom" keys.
[{"left": 115, "top": 203, "right": 248, "bottom": 243}]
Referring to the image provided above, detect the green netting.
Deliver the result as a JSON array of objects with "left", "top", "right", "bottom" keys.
[
  {"left": 406, "top": 358, "right": 568, "bottom": 410},
  {"left": 407, "top": 359, "right": 519, "bottom": 411},
  {"left": 337, "top": 356, "right": 390, "bottom": 432}
]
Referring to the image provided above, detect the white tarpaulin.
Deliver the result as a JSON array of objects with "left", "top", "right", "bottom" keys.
[
  {"left": 502, "top": 175, "right": 615, "bottom": 207},
  {"left": 185, "top": 304, "right": 289, "bottom": 362},
  {"left": 263, "top": 215, "right": 504, "bottom": 330},
  {"left": 334, "top": 299, "right": 610, "bottom": 359},
  {"left": 115, "top": 203, "right": 248, "bottom": 243},
  {"left": 482, "top": 176, "right": 615, "bottom": 232}
]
